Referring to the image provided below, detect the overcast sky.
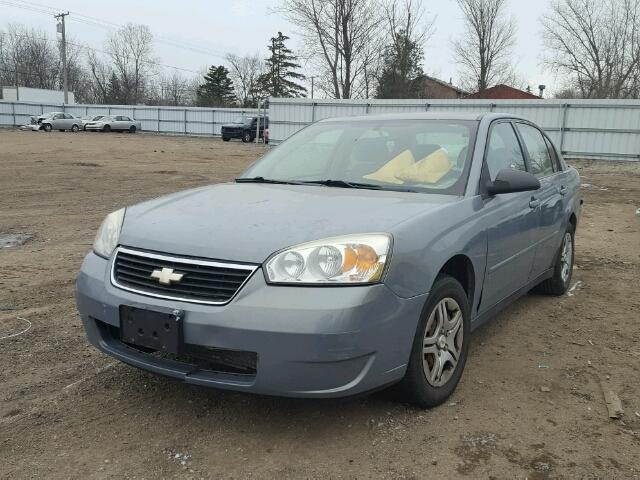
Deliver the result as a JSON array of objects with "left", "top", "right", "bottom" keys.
[{"left": 2, "top": 0, "right": 560, "bottom": 95}]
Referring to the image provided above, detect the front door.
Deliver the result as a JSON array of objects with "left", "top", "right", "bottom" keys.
[{"left": 479, "top": 121, "right": 539, "bottom": 312}]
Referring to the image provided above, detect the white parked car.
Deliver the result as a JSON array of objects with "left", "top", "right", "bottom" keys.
[
  {"left": 84, "top": 115, "right": 142, "bottom": 133},
  {"left": 80, "top": 115, "right": 106, "bottom": 131}
]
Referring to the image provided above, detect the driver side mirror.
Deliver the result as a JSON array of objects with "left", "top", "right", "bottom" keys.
[{"left": 486, "top": 168, "right": 540, "bottom": 195}]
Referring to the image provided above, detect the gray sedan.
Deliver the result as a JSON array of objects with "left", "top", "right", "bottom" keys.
[
  {"left": 75, "top": 112, "right": 582, "bottom": 407},
  {"left": 84, "top": 115, "right": 142, "bottom": 133}
]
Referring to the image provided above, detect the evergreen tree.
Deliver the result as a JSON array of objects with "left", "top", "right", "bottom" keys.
[
  {"left": 258, "top": 32, "right": 307, "bottom": 98},
  {"left": 375, "top": 30, "right": 425, "bottom": 99},
  {"left": 106, "top": 72, "right": 122, "bottom": 104},
  {"left": 196, "top": 65, "right": 236, "bottom": 107}
]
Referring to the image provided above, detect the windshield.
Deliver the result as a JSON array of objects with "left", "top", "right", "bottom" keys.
[
  {"left": 233, "top": 116, "right": 253, "bottom": 124},
  {"left": 241, "top": 119, "right": 477, "bottom": 195}
]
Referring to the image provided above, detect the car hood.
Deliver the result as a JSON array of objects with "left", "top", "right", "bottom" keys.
[{"left": 119, "top": 183, "right": 457, "bottom": 263}]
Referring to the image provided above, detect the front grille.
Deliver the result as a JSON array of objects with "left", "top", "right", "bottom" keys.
[{"left": 112, "top": 247, "right": 257, "bottom": 305}]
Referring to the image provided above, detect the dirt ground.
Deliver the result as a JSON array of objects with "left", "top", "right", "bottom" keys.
[{"left": 0, "top": 129, "right": 639, "bottom": 479}]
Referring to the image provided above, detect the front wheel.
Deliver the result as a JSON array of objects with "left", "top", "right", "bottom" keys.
[
  {"left": 535, "top": 225, "right": 575, "bottom": 295},
  {"left": 71, "top": 124, "right": 79, "bottom": 132},
  {"left": 222, "top": 137, "right": 230, "bottom": 142},
  {"left": 399, "top": 275, "right": 470, "bottom": 408},
  {"left": 129, "top": 125, "right": 137, "bottom": 133},
  {"left": 42, "top": 124, "right": 52, "bottom": 132},
  {"left": 103, "top": 125, "right": 111, "bottom": 133},
  {"left": 242, "top": 131, "right": 253, "bottom": 143}
]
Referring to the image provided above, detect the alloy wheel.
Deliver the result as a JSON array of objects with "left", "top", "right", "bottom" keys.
[
  {"left": 422, "top": 297, "right": 464, "bottom": 387},
  {"left": 560, "top": 232, "right": 573, "bottom": 283}
]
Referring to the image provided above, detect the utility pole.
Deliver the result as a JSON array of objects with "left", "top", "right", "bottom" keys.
[{"left": 55, "top": 12, "right": 69, "bottom": 104}]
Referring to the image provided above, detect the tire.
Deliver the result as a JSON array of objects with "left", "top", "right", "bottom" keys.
[
  {"left": 535, "top": 224, "right": 575, "bottom": 296},
  {"left": 242, "top": 131, "right": 253, "bottom": 143},
  {"left": 42, "top": 124, "right": 52, "bottom": 132},
  {"left": 83, "top": 125, "right": 87, "bottom": 131},
  {"left": 71, "top": 124, "right": 79, "bottom": 132},
  {"left": 399, "top": 275, "right": 470, "bottom": 408},
  {"left": 222, "top": 137, "right": 230, "bottom": 142},
  {"left": 103, "top": 125, "right": 111, "bottom": 133},
  {"left": 129, "top": 125, "right": 137, "bottom": 133}
]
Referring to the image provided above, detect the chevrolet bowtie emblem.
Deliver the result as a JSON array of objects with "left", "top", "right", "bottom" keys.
[{"left": 150, "top": 267, "right": 184, "bottom": 285}]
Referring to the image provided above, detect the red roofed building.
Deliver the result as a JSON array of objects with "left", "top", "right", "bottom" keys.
[{"left": 466, "top": 84, "right": 542, "bottom": 100}]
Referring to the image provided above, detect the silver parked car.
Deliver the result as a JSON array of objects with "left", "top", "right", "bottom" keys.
[
  {"left": 84, "top": 115, "right": 142, "bottom": 133},
  {"left": 76, "top": 112, "right": 582, "bottom": 408},
  {"left": 36, "top": 112, "right": 82, "bottom": 132},
  {"left": 80, "top": 115, "right": 106, "bottom": 131}
]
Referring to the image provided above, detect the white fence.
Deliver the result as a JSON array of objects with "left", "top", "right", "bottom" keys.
[
  {"left": 268, "top": 98, "right": 640, "bottom": 161},
  {"left": 0, "top": 100, "right": 258, "bottom": 136}
]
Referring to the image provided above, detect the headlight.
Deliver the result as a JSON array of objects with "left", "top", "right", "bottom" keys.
[
  {"left": 265, "top": 234, "right": 392, "bottom": 284},
  {"left": 93, "top": 208, "right": 125, "bottom": 258}
]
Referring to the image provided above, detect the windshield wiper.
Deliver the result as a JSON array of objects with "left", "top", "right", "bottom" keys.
[
  {"left": 235, "top": 176, "right": 306, "bottom": 186},
  {"left": 300, "top": 179, "right": 384, "bottom": 190}
]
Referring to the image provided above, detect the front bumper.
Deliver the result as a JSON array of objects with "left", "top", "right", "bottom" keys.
[
  {"left": 84, "top": 125, "right": 104, "bottom": 130},
  {"left": 76, "top": 251, "right": 427, "bottom": 398}
]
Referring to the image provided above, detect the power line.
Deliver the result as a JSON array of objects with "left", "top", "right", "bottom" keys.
[
  {"left": 0, "top": 0, "right": 228, "bottom": 60},
  {"left": 0, "top": 30, "right": 204, "bottom": 76}
]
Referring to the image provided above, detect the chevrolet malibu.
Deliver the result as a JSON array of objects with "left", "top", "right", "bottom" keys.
[{"left": 76, "top": 113, "right": 582, "bottom": 407}]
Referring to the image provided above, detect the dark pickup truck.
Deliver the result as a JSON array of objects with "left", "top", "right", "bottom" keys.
[{"left": 221, "top": 115, "right": 269, "bottom": 143}]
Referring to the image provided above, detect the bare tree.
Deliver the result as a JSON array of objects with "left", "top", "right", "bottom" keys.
[
  {"left": 86, "top": 49, "right": 111, "bottom": 103},
  {"left": 105, "top": 23, "right": 156, "bottom": 104},
  {"left": 542, "top": 0, "right": 640, "bottom": 98},
  {"left": 225, "top": 53, "right": 264, "bottom": 106},
  {"left": 0, "top": 24, "right": 60, "bottom": 90},
  {"left": 278, "top": 0, "right": 385, "bottom": 99},
  {"left": 150, "top": 71, "right": 197, "bottom": 106},
  {"left": 452, "top": 0, "right": 517, "bottom": 92}
]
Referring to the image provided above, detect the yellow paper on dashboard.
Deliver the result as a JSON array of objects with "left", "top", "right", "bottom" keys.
[
  {"left": 395, "top": 148, "right": 452, "bottom": 184},
  {"left": 363, "top": 149, "right": 415, "bottom": 184}
]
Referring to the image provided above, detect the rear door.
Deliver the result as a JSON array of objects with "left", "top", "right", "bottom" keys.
[
  {"left": 479, "top": 121, "right": 540, "bottom": 311},
  {"left": 515, "top": 123, "right": 565, "bottom": 279}
]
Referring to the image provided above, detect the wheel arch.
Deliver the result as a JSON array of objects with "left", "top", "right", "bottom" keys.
[{"left": 435, "top": 254, "right": 475, "bottom": 304}]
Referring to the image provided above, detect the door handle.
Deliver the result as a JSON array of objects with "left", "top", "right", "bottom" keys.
[
  {"left": 529, "top": 198, "right": 540, "bottom": 209},
  {"left": 559, "top": 185, "right": 567, "bottom": 196}
]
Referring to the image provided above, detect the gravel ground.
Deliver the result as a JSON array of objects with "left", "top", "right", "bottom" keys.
[{"left": 0, "top": 130, "right": 639, "bottom": 479}]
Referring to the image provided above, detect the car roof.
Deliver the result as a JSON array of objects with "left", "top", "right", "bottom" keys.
[{"left": 318, "top": 112, "right": 527, "bottom": 123}]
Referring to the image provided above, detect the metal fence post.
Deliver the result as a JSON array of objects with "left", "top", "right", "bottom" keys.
[
  {"left": 157, "top": 107, "right": 161, "bottom": 132},
  {"left": 184, "top": 108, "right": 188, "bottom": 135},
  {"left": 425, "top": 102, "right": 430, "bottom": 111},
  {"left": 559, "top": 104, "right": 569, "bottom": 152},
  {"left": 311, "top": 102, "right": 316, "bottom": 123},
  {"left": 11, "top": 102, "right": 15, "bottom": 127}
]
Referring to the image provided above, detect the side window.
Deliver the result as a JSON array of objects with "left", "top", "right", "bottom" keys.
[
  {"left": 54, "top": 114, "right": 64, "bottom": 120},
  {"left": 122, "top": 116, "right": 131, "bottom": 121},
  {"left": 115, "top": 116, "right": 123, "bottom": 121},
  {"left": 544, "top": 137, "right": 562, "bottom": 171},
  {"left": 64, "top": 113, "right": 73, "bottom": 119},
  {"left": 485, "top": 122, "right": 526, "bottom": 181},
  {"left": 517, "top": 124, "right": 555, "bottom": 178}
]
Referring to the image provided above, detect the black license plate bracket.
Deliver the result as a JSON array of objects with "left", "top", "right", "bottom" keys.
[{"left": 119, "top": 305, "right": 184, "bottom": 354}]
